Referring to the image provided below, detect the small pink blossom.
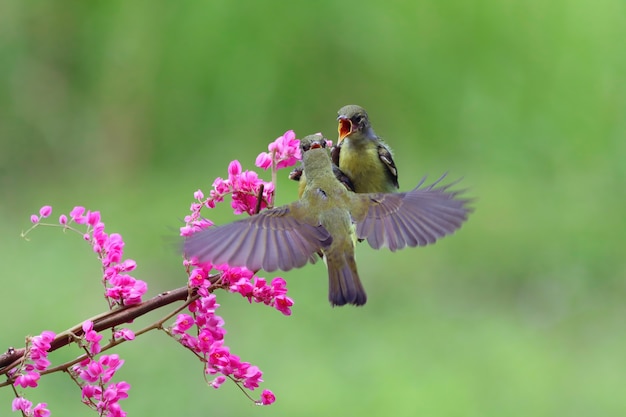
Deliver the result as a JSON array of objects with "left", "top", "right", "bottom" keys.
[
  {"left": 87, "top": 210, "right": 101, "bottom": 226},
  {"left": 260, "top": 389, "right": 276, "bottom": 405},
  {"left": 59, "top": 214, "right": 68, "bottom": 225},
  {"left": 82, "top": 384, "right": 102, "bottom": 399},
  {"left": 83, "top": 320, "right": 103, "bottom": 355},
  {"left": 14, "top": 371, "right": 40, "bottom": 388},
  {"left": 172, "top": 314, "right": 195, "bottom": 334},
  {"left": 32, "top": 330, "right": 55, "bottom": 352},
  {"left": 228, "top": 160, "right": 242, "bottom": 179},
  {"left": 188, "top": 268, "right": 209, "bottom": 287},
  {"left": 274, "top": 295, "right": 294, "bottom": 316},
  {"left": 70, "top": 206, "right": 87, "bottom": 224},
  {"left": 114, "top": 328, "right": 135, "bottom": 341},
  {"left": 242, "top": 365, "right": 263, "bottom": 389},
  {"left": 255, "top": 152, "right": 273, "bottom": 169},
  {"left": 103, "top": 381, "right": 130, "bottom": 402},
  {"left": 256, "top": 130, "right": 301, "bottom": 170},
  {"left": 210, "top": 375, "right": 226, "bottom": 389},
  {"left": 32, "top": 402, "right": 51, "bottom": 417},
  {"left": 30, "top": 215, "right": 39, "bottom": 223},
  {"left": 39, "top": 205, "right": 52, "bottom": 218},
  {"left": 12, "top": 397, "right": 32, "bottom": 413}
]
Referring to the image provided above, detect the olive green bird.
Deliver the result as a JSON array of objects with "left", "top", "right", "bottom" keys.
[
  {"left": 335, "top": 104, "right": 399, "bottom": 193},
  {"left": 185, "top": 134, "right": 471, "bottom": 306}
]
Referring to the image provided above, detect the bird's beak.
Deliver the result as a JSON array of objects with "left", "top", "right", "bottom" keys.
[
  {"left": 337, "top": 116, "right": 353, "bottom": 143},
  {"left": 310, "top": 140, "right": 323, "bottom": 149}
]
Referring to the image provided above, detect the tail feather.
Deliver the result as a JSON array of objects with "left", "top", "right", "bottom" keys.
[{"left": 327, "top": 252, "right": 367, "bottom": 306}]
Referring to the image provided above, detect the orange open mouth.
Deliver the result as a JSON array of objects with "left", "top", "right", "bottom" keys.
[
  {"left": 337, "top": 118, "right": 352, "bottom": 142},
  {"left": 310, "top": 141, "right": 322, "bottom": 149}
]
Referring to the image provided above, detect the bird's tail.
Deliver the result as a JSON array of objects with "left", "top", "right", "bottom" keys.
[{"left": 326, "top": 251, "right": 367, "bottom": 306}]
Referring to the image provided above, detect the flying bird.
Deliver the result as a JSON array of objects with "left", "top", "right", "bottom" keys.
[{"left": 185, "top": 134, "right": 472, "bottom": 306}]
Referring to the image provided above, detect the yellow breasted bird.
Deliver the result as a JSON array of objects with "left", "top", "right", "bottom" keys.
[
  {"left": 335, "top": 104, "right": 399, "bottom": 193},
  {"left": 185, "top": 134, "right": 472, "bottom": 306}
]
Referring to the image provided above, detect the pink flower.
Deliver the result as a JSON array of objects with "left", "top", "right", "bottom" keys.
[
  {"left": 210, "top": 375, "right": 226, "bottom": 389},
  {"left": 103, "top": 381, "right": 130, "bottom": 402},
  {"left": 12, "top": 397, "right": 32, "bottom": 413},
  {"left": 39, "top": 205, "right": 52, "bottom": 218},
  {"left": 172, "top": 314, "right": 195, "bottom": 334},
  {"left": 87, "top": 210, "right": 101, "bottom": 226},
  {"left": 230, "top": 278, "right": 254, "bottom": 301},
  {"left": 255, "top": 152, "right": 273, "bottom": 170},
  {"left": 242, "top": 365, "right": 263, "bottom": 389},
  {"left": 260, "top": 389, "right": 276, "bottom": 405},
  {"left": 268, "top": 130, "right": 301, "bottom": 169},
  {"left": 188, "top": 268, "right": 209, "bottom": 287},
  {"left": 228, "top": 160, "right": 242, "bottom": 179},
  {"left": 79, "top": 360, "right": 104, "bottom": 383},
  {"left": 59, "top": 214, "right": 68, "bottom": 225},
  {"left": 208, "top": 342, "right": 231, "bottom": 368},
  {"left": 114, "top": 328, "right": 135, "bottom": 341},
  {"left": 30, "top": 215, "right": 39, "bottom": 223},
  {"left": 14, "top": 371, "right": 40, "bottom": 388},
  {"left": 70, "top": 206, "right": 87, "bottom": 224},
  {"left": 32, "top": 331, "right": 55, "bottom": 352},
  {"left": 33, "top": 402, "right": 51, "bottom": 417},
  {"left": 83, "top": 320, "right": 103, "bottom": 355},
  {"left": 33, "top": 357, "right": 51, "bottom": 371},
  {"left": 274, "top": 295, "right": 294, "bottom": 316},
  {"left": 212, "top": 177, "right": 230, "bottom": 195},
  {"left": 270, "top": 277, "right": 288, "bottom": 296},
  {"left": 82, "top": 384, "right": 102, "bottom": 399},
  {"left": 257, "top": 130, "right": 302, "bottom": 171}
]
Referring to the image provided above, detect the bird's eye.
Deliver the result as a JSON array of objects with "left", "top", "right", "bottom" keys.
[{"left": 352, "top": 115, "right": 362, "bottom": 125}]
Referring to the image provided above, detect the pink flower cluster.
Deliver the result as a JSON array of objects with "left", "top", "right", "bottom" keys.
[
  {"left": 11, "top": 398, "right": 50, "bottom": 417},
  {"left": 70, "top": 321, "right": 132, "bottom": 417},
  {"left": 29, "top": 206, "right": 147, "bottom": 307},
  {"left": 229, "top": 274, "right": 294, "bottom": 316},
  {"left": 184, "top": 160, "right": 275, "bottom": 221},
  {"left": 187, "top": 262, "right": 294, "bottom": 316},
  {"left": 176, "top": 130, "right": 306, "bottom": 404},
  {"left": 11, "top": 331, "right": 55, "bottom": 416},
  {"left": 169, "top": 292, "right": 276, "bottom": 405},
  {"left": 255, "top": 130, "right": 301, "bottom": 170}
]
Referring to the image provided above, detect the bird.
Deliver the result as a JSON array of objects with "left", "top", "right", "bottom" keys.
[
  {"left": 335, "top": 104, "right": 399, "bottom": 193},
  {"left": 184, "top": 134, "right": 472, "bottom": 306}
]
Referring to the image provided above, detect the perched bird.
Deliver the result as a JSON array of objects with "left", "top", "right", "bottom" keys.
[
  {"left": 185, "top": 134, "right": 472, "bottom": 306},
  {"left": 335, "top": 104, "right": 399, "bottom": 193}
]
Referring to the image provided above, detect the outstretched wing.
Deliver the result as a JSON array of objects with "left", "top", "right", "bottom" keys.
[
  {"left": 184, "top": 203, "right": 332, "bottom": 272},
  {"left": 351, "top": 174, "right": 473, "bottom": 251}
]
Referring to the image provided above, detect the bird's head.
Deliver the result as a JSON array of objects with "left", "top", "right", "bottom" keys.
[
  {"left": 300, "top": 134, "right": 329, "bottom": 153},
  {"left": 337, "top": 104, "right": 371, "bottom": 144}
]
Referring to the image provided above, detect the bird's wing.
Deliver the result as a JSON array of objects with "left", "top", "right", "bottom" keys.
[
  {"left": 329, "top": 145, "right": 355, "bottom": 192},
  {"left": 377, "top": 142, "right": 399, "bottom": 189},
  {"left": 351, "top": 174, "right": 472, "bottom": 251},
  {"left": 184, "top": 203, "right": 332, "bottom": 272}
]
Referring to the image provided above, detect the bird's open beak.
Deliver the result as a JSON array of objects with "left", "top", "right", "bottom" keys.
[
  {"left": 337, "top": 116, "right": 353, "bottom": 143},
  {"left": 310, "top": 140, "right": 323, "bottom": 149}
]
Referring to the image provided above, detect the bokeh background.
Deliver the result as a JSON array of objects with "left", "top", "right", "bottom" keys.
[{"left": 2, "top": 0, "right": 625, "bottom": 415}]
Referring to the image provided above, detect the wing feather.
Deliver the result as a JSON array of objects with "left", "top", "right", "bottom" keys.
[
  {"left": 184, "top": 203, "right": 331, "bottom": 272},
  {"left": 353, "top": 175, "right": 472, "bottom": 250}
]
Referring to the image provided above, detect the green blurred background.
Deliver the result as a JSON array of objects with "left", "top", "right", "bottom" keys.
[{"left": 2, "top": 0, "right": 625, "bottom": 415}]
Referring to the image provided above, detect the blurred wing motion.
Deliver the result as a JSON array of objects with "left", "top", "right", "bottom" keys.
[
  {"left": 352, "top": 174, "right": 473, "bottom": 251},
  {"left": 184, "top": 203, "right": 332, "bottom": 272}
]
